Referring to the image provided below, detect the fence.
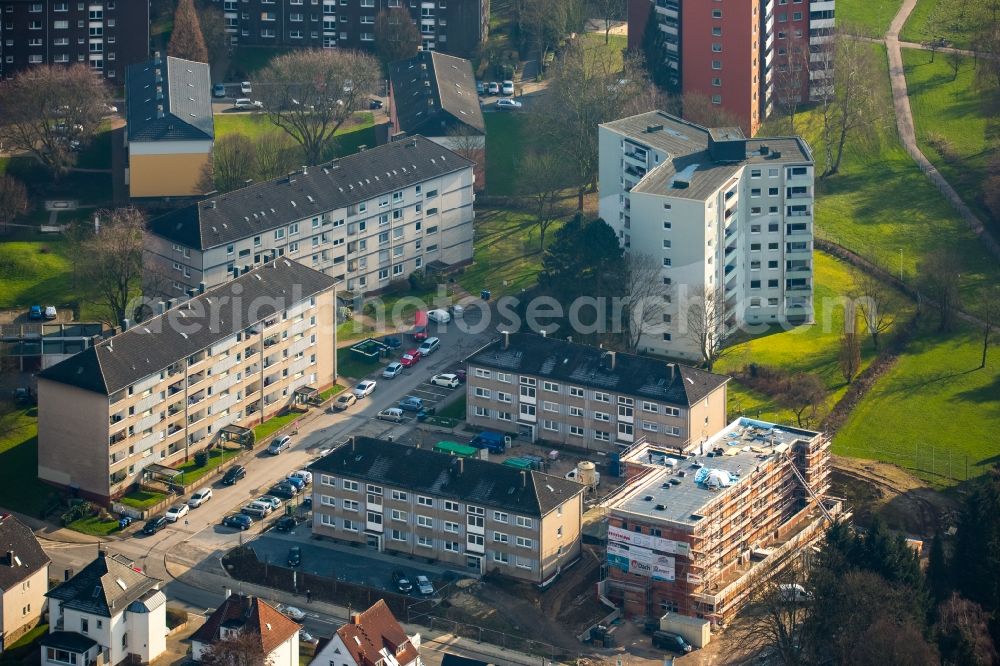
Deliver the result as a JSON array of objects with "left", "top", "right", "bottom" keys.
[{"left": 833, "top": 442, "right": 972, "bottom": 484}]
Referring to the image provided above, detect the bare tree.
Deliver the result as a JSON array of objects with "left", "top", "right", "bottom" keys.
[
  {"left": 772, "top": 30, "right": 812, "bottom": 132},
  {"left": 681, "top": 91, "right": 744, "bottom": 129},
  {"left": 851, "top": 267, "right": 897, "bottom": 351},
  {"left": 516, "top": 0, "right": 583, "bottom": 59},
  {"left": 780, "top": 372, "right": 827, "bottom": 427},
  {"left": 975, "top": 285, "right": 999, "bottom": 369},
  {"left": 682, "top": 285, "right": 728, "bottom": 371},
  {"left": 197, "top": 2, "right": 229, "bottom": 71},
  {"left": 0, "top": 174, "right": 29, "bottom": 234},
  {"left": 374, "top": 8, "right": 420, "bottom": 66},
  {"left": 839, "top": 332, "right": 862, "bottom": 384},
  {"left": 254, "top": 130, "right": 301, "bottom": 181},
  {"left": 168, "top": 0, "right": 209, "bottom": 63},
  {"left": 198, "top": 631, "right": 272, "bottom": 666},
  {"left": 73, "top": 208, "right": 146, "bottom": 326},
  {"left": 0, "top": 64, "right": 110, "bottom": 176},
  {"left": 446, "top": 126, "right": 486, "bottom": 190},
  {"left": 256, "top": 49, "right": 380, "bottom": 165},
  {"left": 818, "top": 28, "right": 886, "bottom": 177},
  {"left": 934, "top": 593, "right": 998, "bottom": 665},
  {"left": 203, "top": 133, "right": 256, "bottom": 193},
  {"left": 517, "top": 150, "right": 570, "bottom": 250},
  {"left": 619, "top": 253, "right": 666, "bottom": 353},
  {"left": 731, "top": 565, "right": 811, "bottom": 666},
  {"left": 918, "top": 248, "right": 962, "bottom": 332},
  {"left": 591, "top": 0, "right": 625, "bottom": 44}
]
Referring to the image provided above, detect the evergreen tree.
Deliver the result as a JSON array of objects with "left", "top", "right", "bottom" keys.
[
  {"left": 953, "top": 466, "right": 1000, "bottom": 620},
  {"left": 168, "top": 0, "right": 209, "bottom": 63},
  {"left": 927, "top": 532, "right": 951, "bottom": 607}
]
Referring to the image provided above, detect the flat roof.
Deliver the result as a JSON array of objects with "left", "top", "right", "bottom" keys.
[{"left": 613, "top": 418, "right": 821, "bottom": 527}]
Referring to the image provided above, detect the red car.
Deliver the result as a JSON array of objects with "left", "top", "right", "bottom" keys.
[{"left": 399, "top": 349, "right": 422, "bottom": 367}]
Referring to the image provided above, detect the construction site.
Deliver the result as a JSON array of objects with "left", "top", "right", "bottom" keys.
[{"left": 599, "top": 417, "right": 842, "bottom": 628}]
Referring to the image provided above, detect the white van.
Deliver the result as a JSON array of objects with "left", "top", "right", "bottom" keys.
[{"left": 418, "top": 337, "right": 440, "bottom": 356}]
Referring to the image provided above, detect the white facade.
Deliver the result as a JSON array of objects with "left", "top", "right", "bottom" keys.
[
  {"left": 598, "top": 113, "right": 815, "bottom": 361},
  {"left": 47, "top": 592, "right": 166, "bottom": 666},
  {"left": 191, "top": 629, "right": 298, "bottom": 665}
]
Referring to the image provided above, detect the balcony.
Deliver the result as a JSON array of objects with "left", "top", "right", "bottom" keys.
[
  {"left": 246, "top": 364, "right": 260, "bottom": 376},
  {"left": 188, "top": 372, "right": 206, "bottom": 387},
  {"left": 167, "top": 401, "right": 183, "bottom": 416},
  {"left": 263, "top": 317, "right": 279, "bottom": 328},
  {"left": 263, "top": 334, "right": 280, "bottom": 348},
  {"left": 167, "top": 380, "right": 184, "bottom": 396},
  {"left": 188, "top": 351, "right": 208, "bottom": 366},
  {"left": 188, "top": 390, "right": 205, "bottom": 406},
  {"left": 167, "top": 423, "right": 183, "bottom": 437},
  {"left": 188, "top": 410, "right": 206, "bottom": 426}
]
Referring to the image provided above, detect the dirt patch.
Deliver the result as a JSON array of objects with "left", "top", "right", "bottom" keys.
[{"left": 831, "top": 456, "right": 959, "bottom": 537}]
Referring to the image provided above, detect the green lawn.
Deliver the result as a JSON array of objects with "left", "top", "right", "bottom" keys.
[
  {"left": 579, "top": 32, "right": 628, "bottom": 73},
  {"left": 437, "top": 394, "right": 467, "bottom": 421},
  {"left": 213, "top": 112, "right": 377, "bottom": 161},
  {"left": 484, "top": 112, "right": 525, "bottom": 196},
  {"left": 319, "top": 384, "right": 346, "bottom": 401},
  {"left": 718, "top": 251, "right": 905, "bottom": 425},
  {"left": 900, "top": 0, "right": 978, "bottom": 49},
  {"left": 68, "top": 515, "right": 121, "bottom": 536},
  {"left": 252, "top": 410, "right": 302, "bottom": 441},
  {"left": 837, "top": 0, "right": 902, "bottom": 35},
  {"left": 834, "top": 322, "right": 1000, "bottom": 485},
  {"left": 902, "top": 48, "right": 996, "bottom": 229},
  {"left": 174, "top": 447, "right": 241, "bottom": 486},
  {"left": 0, "top": 239, "right": 77, "bottom": 309},
  {"left": 458, "top": 207, "right": 564, "bottom": 299},
  {"left": 118, "top": 489, "right": 167, "bottom": 510},
  {"left": 0, "top": 409, "right": 57, "bottom": 518}
]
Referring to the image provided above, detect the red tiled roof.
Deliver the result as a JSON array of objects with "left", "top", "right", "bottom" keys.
[
  {"left": 337, "top": 600, "right": 418, "bottom": 666},
  {"left": 191, "top": 594, "right": 299, "bottom": 656}
]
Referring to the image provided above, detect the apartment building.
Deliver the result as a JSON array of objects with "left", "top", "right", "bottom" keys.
[
  {"left": 628, "top": 0, "right": 835, "bottom": 135},
  {"left": 125, "top": 54, "right": 214, "bottom": 199},
  {"left": 602, "top": 417, "right": 837, "bottom": 625},
  {"left": 309, "top": 437, "right": 585, "bottom": 584},
  {"left": 210, "top": 0, "right": 488, "bottom": 57},
  {"left": 0, "top": 514, "right": 49, "bottom": 650},
  {"left": 36, "top": 260, "right": 337, "bottom": 503},
  {"left": 0, "top": 0, "right": 149, "bottom": 81},
  {"left": 598, "top": 111, "right": 815, "bottom": 361},
  {"left": 145, "top": 135, "right": 475, "bottom": 298},
  {"left": 464, "top": 333, "right": 729, "bottom": 453},
  {"left": 43, "top": 551, "right": 166, "bottom": 666}
]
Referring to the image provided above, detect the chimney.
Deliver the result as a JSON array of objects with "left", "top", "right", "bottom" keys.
[
  {"left": 541, "top": 330, "right": 547, "bottom": 338},
  {"left": 567, "top": 336, "right": 572, "bottom": 343},
  {"left": 6, "top": 550, "right": 13, "bottom": 567},
  {"left": 667, "top": 362, "right": 676, "bottom": 381},
  {"left": 64, "top": 568, "right": 73, "bottom": 581},
  {"left": 225, "top": 588, "right": 232, "bottom": 598},
  {"left": 457, "top": 458, "right": 464, "bottom": 475},
  {"left": 502, "top": 330, "right": 510, "bottom": 350},
  {"left": 351, "top": 613, "right": 361, "bottom": 625},
  {"left": 120, "top": 318, "right": 130, "bottom": 332},
  {"left": 520, "top": 470, "right": 527, "bottom": 488},
  {"left": 199, "top": 282, "right": 207, "bottom": 294},
  {"left": 606, "top": 351, "right": 616, "bottom": 371}
]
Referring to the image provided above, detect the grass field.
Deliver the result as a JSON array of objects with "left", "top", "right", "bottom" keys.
[
  {"left": 834, "top": 321, "right": 1000, "bottom": 484},
  {"left": 458, "top": 207, "right": 565, "bottom": 299},
  {"left": 0, "top": 239, "right": 77, "bottom": 309},
  {"left": 718, "top": 251, "right": 905, "bottom": 425},
  {"left": 252, "top": 411, "right": 302, "bottom": 441},
  {"left": 484, "top": 112, "right": 525, "bottom": 196},
  {"left": 118, "top": 489, "right": 167, "bottom": 510},
  {"left": 68, "top": 515, "right": 121, "bottom": 536},
  {"left": 579, "top": 32, "right": 628, "bottom": 73},
  {"left": 900, "top": 0, "right": 979, "bottom": 49},
  {"left": 174, "top": 447, "right": 241, "bottom": 486},
  {"left": 213, "top": 112, "right": 377, "bottom": 160},
  {"left": 902, "top": 48, "right": 996, "bottom": 228},
  {"left": 836, "top": 0, "right": 902, "bottom": 35},
  {"left": 0, "top": 409, "right": 56, "bottom": 518}
]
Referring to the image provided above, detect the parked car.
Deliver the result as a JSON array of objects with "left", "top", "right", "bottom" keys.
[
  {"left": 377, "top": 407, "right": 405, "bottom": 423},
  {"left": 426, "top": 308, "right": 451, "bottom": 323},
  {"left": 257, "top": 495, "right": 282, "bottom": 510},
  {"left": 399, "top": 350, "right": 421, "bottom": 367},
  {"left": 430, "top": 373, "right": 460, "bottom": 389},
  {"left": 398, "top": 396, "right": 424, "bottom": 412},
  {"left": 164, "top": 504, "right": 189, "bottom": 523},
  {"left": 487, "top": 82, "right": 500, "bottom": 95},
  {"left": 476, "top": 81, "right": 486, "bottom": 95},
  {"left": 267, "top": 435, "right": 292, "bottom": 455},
  {"left": 418, "top": 337, "right": 440, "bottom": 356},
  {"left": 223, "top": 514, "right": 253, "bottom": 530},
  {"left": 240, "top": 81, "right": 252, "bottom": 94},
  {"left": 221, "top": 465, "right": 246, "bottom": 485},
  {"left": 280, "top": 605, "right": 305, "bottom": 621},
  {"left": 28, "top": 305, "right": 43, "bottom": 320},
  {"left": 241, "top": 502, "right": 270, "bottom": 518},
  {"left": 287, "top": 546, "right": 302, "bottom": 567},
  {"left": 188, "top": 488, "right": 213, "bottom": 508},
  {"left": 383, "top": 362, "right": 404, "bottom": 379},
  {"left": 501, "top": 80, "right": 515, "bottom": 96},
  {"left": 142, "top": 517, "right": 167, "bottom": 535},
  {"left": 212, "top": 83, "right": 227, "bottom": 98},
  {"left": 333, "top": 393, "right": 357, "bottom": 410},
  {"left": 352, "top": 380, "right": 377, "bottom": 399},
  {"left": 497, "top": 99, "right": 523, "bottom": 111},
  {"left": 274, "top": 516, "right": 297, "bottom": 532},
  {"left": 44, "top": 305, "right": 57, "bottom": 320},
  {"left": 284, "top": 475, "right": 306, "bottom": 491},
  {"left": 652, "top": 631, "right": 692, "bottom": 654},
  {"left": 382, "top": 335, "right": 402, "bottom": 349},
  {"left": 269, "top": 482, "right": 299, "bottom": 499},
  {"left": 233, "top": 98, "right": 263, "bottom": 110},
  {"left": 449, "top": 304, "right": 465, "bottom": 318},
  {"left": 415, "top": 575, "right": 434, "bottom": 596},
  {"left": 300, "top": 630, "right": 320, "bottom": 647},
  {"left": 369, "top": 98, "right": 384, "bottom": 109},
  {"left": 392, "top": 570, "right": 413, "bottom": 593},
  {"left": 288, "top": 470, "right": 313, "bottom": 485}
]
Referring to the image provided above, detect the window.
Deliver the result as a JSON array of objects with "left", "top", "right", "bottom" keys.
[
  {"left": 497, "top": 372, "right": 512, "bottom": 383},
  {"left": 593, "top": 391, "right": 610, "bottom": 403},
  {"left": 493, "top": 511, "right": 508, "bottom": 523},
  {"left": 570, "top": 425, "right": 584, "bottom": 437},
  {"left": 569, "top": 386, "right": 584, "bottom": 398},
  {"left": 543, "top": 401, "right": 558, "bottom": 412},
  {"left": 444, "top": 500, "right": 460, "bottom": 512},
  {"left": 474, "top": 368, "right": 491, "bottom": 379},
  {"left": 712, "top": 43, "right": 722, "bottom": 52},
  {"left": 543, "top": 420, "right": 559, "bottom": 432},
  {"left": 417, "top": 495, "right": 433, "bottom": 507},
  {"left": 493, "top": 551, "right": 510, "bottom": 564},
  {"left": 711, "top": 60, "right": 722, "bottom": 70},
  {"left": 391, "top": 489, "right": 408, "bottom": 501},
  {"left": 417, "top": 515, "right": 433, "bottom": 528},
  {"left": 444, "top": 521, "right": 460, "bottom": 533},
  {"left": 343, "top": 479, "right": 359, "bottom": 491},
  {"left": 516, "top": 516, "right": 533, "bottom": 529},
  {"left": 417, "top": 535, "right": 433, "bottom": 548},
  {"left": 444, "top": 541, "right": 461, "bottom": 553},
  {"left": 497, "top": 391, "right": 512, "bottom": 403},
  {"left": 569, "top": 406, "right": 584, "bottom": 417},
  {"left": 390, "top": 509, "right": 407, "bottom": 522},
  {"left": 594, "top": 411, "right": 610, "bottom": 422},
  {"left": 543, "top": 381, "right": 559, "bottom": 392},
  {"left": 343, "top": 499, "right": 359, "bottom": 511},
  {"left": 474, "top": 387, "right": 491, "bottom": 399},
  {"left": 516, "top": 536, "right": 534, "bottom": 549}
]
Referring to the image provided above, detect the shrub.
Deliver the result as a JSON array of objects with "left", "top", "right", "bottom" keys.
[{"left": 194, "top": 450, "right": 209, "bottom": 467}]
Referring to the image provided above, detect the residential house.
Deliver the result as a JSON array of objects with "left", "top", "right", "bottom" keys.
[
  {"left": 464, "top": 332, "right": 729, "bottom": 452},
  {"left": 191, "top": 593, "right": 300, "bottom": 665},
  {"left": 36, "top": 259, "right": 337, "bottom": 504},
  {"left": 42, "top": 550, "right": 166, "bottom": 666},
  {"left": 309, "top": 437, "right": 586, "bottom": 584},
  {"left": 125, "top": 54, "right": 214, "bottom": 199},
  {"left": 0, "top": 514, "right": 49, "bottom": 649},
  {"left": 312, "top": 599, "right": 420, "bottom": 666}
]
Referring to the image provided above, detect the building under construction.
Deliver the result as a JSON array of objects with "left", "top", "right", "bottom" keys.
[{"left": 600, "top": 417, "right": 841, "bottom": 626}]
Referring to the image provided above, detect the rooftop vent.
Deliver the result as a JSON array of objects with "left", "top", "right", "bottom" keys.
[{"left": 646, "top": 124, "right": 663, "bottom": 133}]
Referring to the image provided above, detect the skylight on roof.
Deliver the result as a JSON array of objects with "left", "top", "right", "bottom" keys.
[{"left": 116, "top": 577, "right": 128, "bottom": 591}]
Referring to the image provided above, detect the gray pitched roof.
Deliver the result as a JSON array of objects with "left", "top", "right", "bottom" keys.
[
  {"left": 147, "top": 135, "right": 473, "bottom": 251},
  {"left": 466, "top": 333, "right": 730, "bottom": 406},
  {"left": 126, "top": 55, "right": 214, "bottom": 142},
  {"left": 389, "top": 51, "right": 485, "bottom": 136},
  {"left": 47, "top": 552, "right": 160, "bottom": 618},
  {"left": 0, "top": 514, "right": 49, "bottom": 591},
  {"left": 38, "top": 259, "right": 336, "bottom": 396},
  {"left": 309, "top": 437, "right": 585, "bottom": 516},
  {"left": 41, "top": 632, "right": 99, "bottom": 653}
]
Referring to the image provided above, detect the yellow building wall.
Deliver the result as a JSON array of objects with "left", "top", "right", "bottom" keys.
[{"left": 130, "top": 152, "right": 211, "bottom": 198}]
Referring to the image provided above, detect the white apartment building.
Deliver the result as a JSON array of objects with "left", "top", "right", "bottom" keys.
[
  {"left": 145, "top": 135, "right": 475, "bottom": 298},
  {"left": 599, "top": 111, "right": 815, "bottom": 361}
]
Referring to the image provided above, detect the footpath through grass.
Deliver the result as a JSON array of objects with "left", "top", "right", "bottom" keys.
[{"left": 902, "top": 48, "right": 996, "bottom": 228}]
